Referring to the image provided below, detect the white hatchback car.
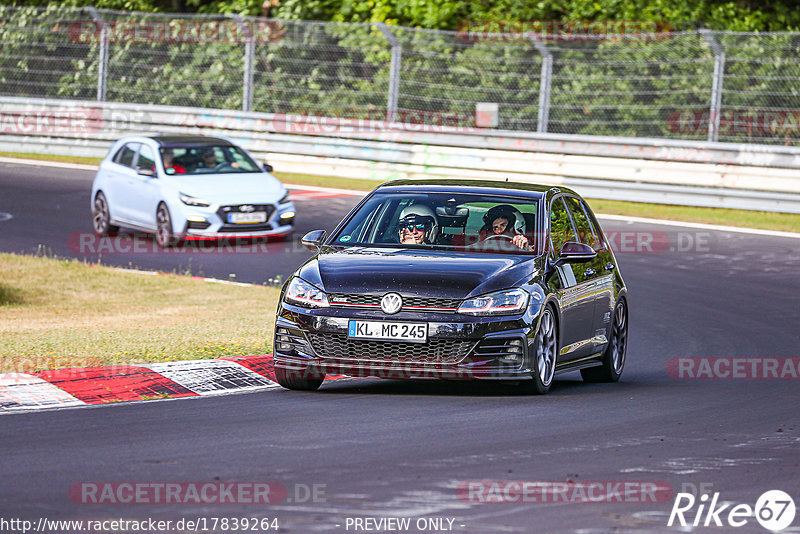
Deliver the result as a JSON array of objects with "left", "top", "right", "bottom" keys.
[{"left": 91, "top": 135, "right": 295, "bottom": 247}]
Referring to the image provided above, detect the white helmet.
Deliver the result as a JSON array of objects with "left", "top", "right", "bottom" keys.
[{"left": 399, "top": 204, "right": 438, "bottom": 244}]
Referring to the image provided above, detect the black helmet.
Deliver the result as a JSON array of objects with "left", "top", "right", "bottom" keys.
[{"left": 482, "top": 204, "right": 525, "bottom": 235}]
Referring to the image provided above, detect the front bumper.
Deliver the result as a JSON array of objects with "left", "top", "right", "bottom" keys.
[
  {"left": 273, "top": 302, "right": 539, "bottom": 381},
  {"left": 180, "top": 201, "right": 295, "bottom": 239}
]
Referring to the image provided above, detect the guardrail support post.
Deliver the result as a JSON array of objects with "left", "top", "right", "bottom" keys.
[
  {"left": 87, "top": 7, "right": 108, "bottom": 102},
  {"left": 376, "top": 23, "right": 401, "bottom": 122},
  {"left": 532, "top": 39, "right": 552, "bottom": 133},
  {"left": 700, "top": 29, "right": 725, "bottom": 143}
]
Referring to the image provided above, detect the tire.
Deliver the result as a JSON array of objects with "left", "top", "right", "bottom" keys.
[
  {"left": 581, "top": 298, "right": 628, "bottom": 383},
  {"left": 92, "top": 192, "right": 119, "bottom": 235},
  {"left": 528, "top": 305, "right": 558, "bottom": 395},
  {"left": 155, "top": 203, "right": 182, "bottom": 248},
  {"left": 275, "top": 365, "right": 325, "bottom": 391}
]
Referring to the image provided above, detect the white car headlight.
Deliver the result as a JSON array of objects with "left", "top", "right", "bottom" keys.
[
  {"left": 179, "top": 193, "right": 211, "bottom": 207},
  {"left": 284, "top": 277, "right": 329, "bottom": 308},
  {"left": 457, "top": 288, "right": 529, "bottom": 316}
]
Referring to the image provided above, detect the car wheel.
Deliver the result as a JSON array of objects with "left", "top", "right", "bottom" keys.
[
  {"left": 529, "top": 305, "right": 558, "bottom": 395},
  {"left": 92, "top": 192, "right": 119, "bottom": 235},
  {"left": 155, "top": 203, "right": 181, "bottom": 248},
  {"left": 581, "top": 299, "right": 628, "bottom": 383},
  {"left": 275, "top": 365, "right": 325, "bottom": 391}
]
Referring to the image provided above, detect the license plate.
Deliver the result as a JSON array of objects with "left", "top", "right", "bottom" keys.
[
  {"left": 348, "top": 320, "right": 427, "bottom": 343},
  {"left": 228, "top": 211, "right": 267, "bottom": 224}
]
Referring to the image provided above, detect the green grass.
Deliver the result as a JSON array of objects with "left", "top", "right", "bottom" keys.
[
  {"left": 0, "top": 151, "right": 101, "bottom": 166},
  {"left": 0, "top": 253, "right": 281, "bottom": 373}
]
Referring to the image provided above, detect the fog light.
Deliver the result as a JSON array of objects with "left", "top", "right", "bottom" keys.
[{"left": 280, "top": 211, "right": 295, "bottom": 220}]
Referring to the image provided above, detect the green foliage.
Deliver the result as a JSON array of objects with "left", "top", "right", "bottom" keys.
[{"left": 2, "top": 4, "right": 800, "bottom": 145}]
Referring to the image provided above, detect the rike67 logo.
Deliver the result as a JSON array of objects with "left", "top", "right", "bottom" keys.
[{"left": 668, "top": 490, "right": 796, "bottom": 531}]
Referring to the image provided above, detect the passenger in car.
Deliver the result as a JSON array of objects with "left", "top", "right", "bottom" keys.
[
  {"left": 161, "top": 149, "right": 186, "bottom": 174},
  {"left": 479, "top": 204, "right": 531, "bottom": 250}
]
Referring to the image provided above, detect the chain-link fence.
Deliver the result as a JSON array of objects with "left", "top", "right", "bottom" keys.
[{"left": 2, "top": 5, "right": 800, "bottom": 145}]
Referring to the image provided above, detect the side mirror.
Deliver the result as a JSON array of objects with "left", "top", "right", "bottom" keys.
[
  {"left": 137, "top": 168, "right": 156, "bottom": 177},
  {"left": 553, "top": 241, "right": 597, "bottom": 268},
  {"left": 301, "top": 230, "right": 326, "bottom": 251},
  {"left": 263, "top": 163, "right": 274, "bottom": 173}
]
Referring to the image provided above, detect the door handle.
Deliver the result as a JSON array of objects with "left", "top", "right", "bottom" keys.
[
  {"left": 605, "top": 263, "right": 615, "bottom": 271},
  {"left": 583, "top": 268, "right": 595, "bottom": 277}
]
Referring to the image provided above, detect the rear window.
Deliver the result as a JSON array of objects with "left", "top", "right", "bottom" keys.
[{"left": 113, "top": 143, "right": 138, "bottom": 168}]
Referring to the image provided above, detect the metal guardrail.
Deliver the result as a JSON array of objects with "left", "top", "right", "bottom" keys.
[{"left": 2, "top": 96, "right": 800, "bottom": 213}]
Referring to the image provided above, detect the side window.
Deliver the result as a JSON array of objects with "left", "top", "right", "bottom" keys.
[
  {"left": 563, "top": 196, "right": 599, "bottom": 250},
  {"left": 137, "top": 145, "right": 156, "bottom": 170},
  {"left": 113, "top": 143, "right": 139, "bottom": 168},
  {"left": 550, "top": 197, "right": 578, "bottom": 256}
]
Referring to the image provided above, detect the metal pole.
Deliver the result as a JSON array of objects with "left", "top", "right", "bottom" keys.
[
  {"left": 376, "top": 23, "right": 401, "bottom": 122},
  {"left": 700, "top": 29, "right": 725, "bottom": 143},
  {"left": 236, "top": 16, "right": 255, "bottom": 112},
  {"left": 532, "top": 38, "right": 552, "bottom": 133},
  {"left": 87, "top": 7, "right": 107, "bottom": 102}
]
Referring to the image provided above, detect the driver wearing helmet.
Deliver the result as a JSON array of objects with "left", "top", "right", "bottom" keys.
[
  {"left": 398, "top": 204, "right": 438, "bottom": 245},
  {"left": 479, "top": 204, "right": 530, "bottom": 250}
]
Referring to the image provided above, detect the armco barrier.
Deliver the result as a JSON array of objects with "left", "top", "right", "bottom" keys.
[{"left": 2, "top": 96, "right": 800, "bottom": 213}]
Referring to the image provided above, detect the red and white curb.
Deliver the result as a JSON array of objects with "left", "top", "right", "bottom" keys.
[{"left": 0, "top": 354, "right": 342, "bottom": 412}]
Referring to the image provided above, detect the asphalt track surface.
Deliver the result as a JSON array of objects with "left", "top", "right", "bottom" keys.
[{"left": 1, "top": 161, "right": 800, "bottom": 533}]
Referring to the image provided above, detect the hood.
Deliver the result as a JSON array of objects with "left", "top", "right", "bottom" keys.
[
  {"left": 297, "top": 246, "right": 539, "bottom": 300},
  {"left": 166, "top": 173, "right": 284, "bottom": 204}
]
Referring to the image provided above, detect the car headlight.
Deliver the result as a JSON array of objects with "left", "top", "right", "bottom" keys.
[
  {"left": 457, "top": 288, "right": 529, "bottom": 316},
  {"left": 284, "top": 277, "right": 329, "bottom": 308},
  {"left": 279, "top": 191, "right": 290, "bottom": 204},
  {"left": 179, "top": 193, "right": 211, "bottom": 207}
]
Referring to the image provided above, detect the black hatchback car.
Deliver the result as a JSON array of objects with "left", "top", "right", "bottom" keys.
[{"left": 273, "top": 179, "right": 628, "bottom": 394}]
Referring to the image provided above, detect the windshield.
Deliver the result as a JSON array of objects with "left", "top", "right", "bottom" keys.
[
  {"left": 159, "top": 145, "right": 261, "bottom": 175},
  {"left": 332, "top": 191, "right": 540, "bottom": 254}
]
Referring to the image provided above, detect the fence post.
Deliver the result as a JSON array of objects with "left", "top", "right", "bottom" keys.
[
  {"left": 699, "top": 29, "right": 725, "bottom": 143},
  {"left": 376, "top": 23, "right": 401, "bottom": 122},
  {"left": 237, "top": 16, "right": 255, "bottom": 112},
  {"left": 532, "top": 38, "right": 552, "bottom": 133},
  {"left": 87, "top": 7, "right": 108, "bottom": 102}
]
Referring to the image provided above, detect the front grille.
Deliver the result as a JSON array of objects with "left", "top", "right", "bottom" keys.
[
  {"left": 219, "top": 223, "right": 273, "bottom": 233},
  {"left": 328, "top": 294, "right": 461, "bottom": 312},
  {"left": 216, "top": 204, "right": 276, "bottom": 226},
  {"left": 308, "top": 333, "right": 474, "bottom": 364},
  {"left": 473, "top": 337, "right": 526, "bottom": 360}
]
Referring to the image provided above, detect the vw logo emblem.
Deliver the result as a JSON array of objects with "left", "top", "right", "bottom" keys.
[{"left": 381, "top": 293, "right": 403, "bottom": 314}]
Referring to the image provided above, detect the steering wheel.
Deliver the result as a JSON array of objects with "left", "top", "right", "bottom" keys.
[
  {"left": 212, "top": 162, "right": 234, "bottom": 172},
  {"left": 483, "top": 233, "right": 515, "bottom": 242}
]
